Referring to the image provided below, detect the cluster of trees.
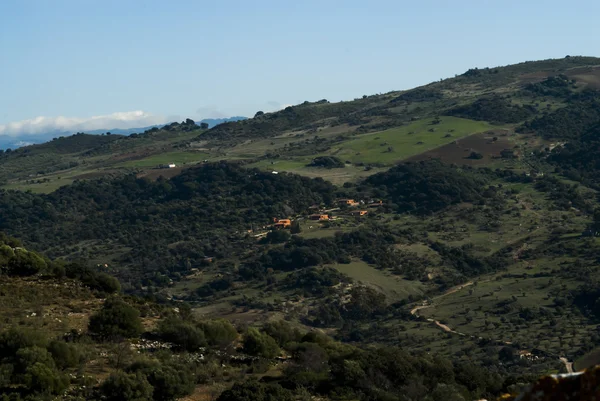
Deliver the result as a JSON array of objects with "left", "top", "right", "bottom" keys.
[
  {"left": 157, "top": 316, "right": 238, "bottom": 351},
  {"left": 390, "top": 88, "right": 444, "bottom": 103},
  {"left": 0, "top": 328, "right": 82, "bottom": 399},
  {"left": 362, "top": 160, "right": 489, "bottom": 215},
  {"left": 307, "top": 156, "right": 345, "bottom": 169},
  {"left": 0, "top": 232, "right": 121, "bottom": 294},
  {"left": 239, "top": 226, "right": 408, "bottom": 280},
  {"left": 522, "top": 74, "right": 576, "bottom": 98},
  {"left": 431, "top": 242, "right": 509, "bottom": 279},
  {"left": 0, "top": 163, "right": 338, "bottom": 288},
  {"left": 445, "top": 96, "right": 536, "bottom": 124},
  {"left": 217, "top": 328, "right": 513, "bottom": 401},
  {"left": 545, "top": 124, "right": 600, "bottom": 189},
  {"left": 519, "top": 90, "right": 600, "bottom": 140},
  {"left": 283, "top": 266, "right": 350, "bottom": 296},
  {"left": 534, "top": 176, "right": 594, "bottom": 212}
]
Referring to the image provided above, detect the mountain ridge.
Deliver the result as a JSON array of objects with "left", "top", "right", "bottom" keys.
[{"left": 0, "top": 116, "right": 248, "bottom": 150}]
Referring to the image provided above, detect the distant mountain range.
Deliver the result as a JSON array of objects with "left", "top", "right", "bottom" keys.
[
  {"left": 199, "top": 116, "right": 247, "bottom": 128},
  {"left": 0, "top": 116, "right": 248, "bottom": 150}
]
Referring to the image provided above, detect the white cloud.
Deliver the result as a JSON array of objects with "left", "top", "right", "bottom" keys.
[
  {"left": 0, "top": 111, "right": 170, "bottom": 137},
  {"left": 266, "top": 101, "right": 293, "bottom": 112}
]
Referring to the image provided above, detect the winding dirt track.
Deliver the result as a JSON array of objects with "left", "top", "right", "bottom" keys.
[{"left": 409, "top": 280, "right": 573, "bottom": 372}]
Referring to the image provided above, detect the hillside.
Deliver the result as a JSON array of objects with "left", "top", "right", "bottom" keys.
[
  {"left": 1, "top": 56, "right": 599, "bottom": 192},
  {"left": 4, "top": 56, "right": 600, "bottom": 400}
]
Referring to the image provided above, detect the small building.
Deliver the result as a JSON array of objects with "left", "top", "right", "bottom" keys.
[
  {"left": 309, "top": 214, "right": 329, "bottom": 221},
  {"left": 350, "top": 210, "right": 368, "bottom": 216},
  {"left": 367, "top": 200, "right": 384, "bottom": 208},
  {"left": 273, "top": 218, "right": 292, "bottom": 229},
  {"left": 338, "top": 199, "right": 359, "bottom": 207}
]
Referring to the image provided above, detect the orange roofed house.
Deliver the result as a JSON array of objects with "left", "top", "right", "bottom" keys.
[
  {"left": 309, "top": 214, "right": 330, "bottom": 221},
  {"left": 350, "top": 210, "right": 368, "bottom": 216},
  {"left": 273, "top": 218, "right": 292, "bottom": 229},
  {"left": 338, "top": 199, "right": 360, "bottom": 207}
]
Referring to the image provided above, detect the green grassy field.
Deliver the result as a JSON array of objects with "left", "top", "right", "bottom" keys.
[
  {"left": 330, "top": 261, "right": 425, "bottom": 302},
  {"left": 330, "top": 117, "right": 493, "bottom": 164},
  {"left": 245, "top": 117, "right": 493, "bottom": 183}
]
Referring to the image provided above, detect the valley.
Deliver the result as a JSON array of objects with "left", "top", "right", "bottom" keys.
[{"left": 3, "top": 56, "right": 600, "bottom": 400}]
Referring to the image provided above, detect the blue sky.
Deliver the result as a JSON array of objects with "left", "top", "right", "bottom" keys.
[{"left": 1, "top": 0, "right": 599, "bottom": 135}]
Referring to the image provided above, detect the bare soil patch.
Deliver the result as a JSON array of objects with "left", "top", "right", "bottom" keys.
[{"left": 406, "top": 130, "right": 513, "bottom": 165}]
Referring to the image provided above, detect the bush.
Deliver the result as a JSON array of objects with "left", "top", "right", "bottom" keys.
[
  {"left": 100, "top": 371, "right": 153, "bottom": 401},
  {"left": 7, "top": 249, "right": 47, "bottom": 276},
  {"left": 262, "top": 320, "right": 302, "bottom": 347},
  {"left": 145, "top": 364, "right": 195, "bottom": 401},
  {"left": 242, "top": 328, "right": 280, "bottom": 358},
  {"left": 157, "top": 318, "right": 206, "bottom": 351},
  {"left": 95, "top": 273, "right": 122, "bottom": 293},
  {"left": 88, "top": 297, "right": 143, "bottom": 339},
  {"left": 0, "top": 327, "right": 48, "bottom": 358},
  {"left": 198, "top": 319, "right": 238, "bottom": 348},
  {"left": 22, "top": 362, "right": 69, "bottom": 395},
  {"left": 468, "top": 151, "right": 484, "bottom": 160},
  {"left": 48, "top": 340, "right": 81, "bottom": 369}
]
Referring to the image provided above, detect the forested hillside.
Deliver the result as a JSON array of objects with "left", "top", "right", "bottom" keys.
[{"left": 4, "top": 56, "right": 600, "bottom": 400}]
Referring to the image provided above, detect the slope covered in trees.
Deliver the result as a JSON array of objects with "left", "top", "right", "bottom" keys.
[
  {"left": 0, "top": 163, "right": 337, "bottom": 287},
  {"left": 362, "top": 161, "right": 488, "bottom": 215}
]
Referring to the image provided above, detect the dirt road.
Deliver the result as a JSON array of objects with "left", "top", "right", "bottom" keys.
[
  {"left": 409, "top": 278, "right": 574, "bottom": 372},
  {"left": 409, "top": 281, "right": 474, "bottom": 316}
]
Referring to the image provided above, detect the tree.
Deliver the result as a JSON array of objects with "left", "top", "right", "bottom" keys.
[
  {"left": 157, "top": 317, "right": 206, "bottom": 351},
  {"left": 263, "top": 320, "right": 301, "bottom": 347},
  {"left": 290, "top": 221, "right": 302, "bottom": 234},
  {"left": 100, "top": 371, "right": 153, "bottom": 401},
  {"left": 88, "top": 297, "right": 143, "bottom": 339},
  {"left": 217, "top": 380, "right": 293, "bottom": 401},
  {"left": 265, "top": 230, "right": 290, "bottom": 244},
  {"left": 200, "top": 122, "right": 209, "bottom": 129},
  {"left": 145, "top": 364, "right": 195, "bottom": 401},
  {"left": 308, "top": 156, "right": 345, "bottom": 169},
  {"left": 468, "top": 151, "right": 484, "bottom": 160},
  {"left": 242, "top": 328, "right": 280, "bottom": 358},
  {"left": 342, "top": 286, "right": 387, "bottom": 321},
  {"left": 22, "top": 362, "right": 69, "bottom": 395},
  {"left": 8, "top": 248, "right": 47, "bottom": 276},
  {"left": 47, "top": 340, "right": 81, "bottom": 369},
  {"left": 199, "top": 319, "right": 238, "bottom": 348}
]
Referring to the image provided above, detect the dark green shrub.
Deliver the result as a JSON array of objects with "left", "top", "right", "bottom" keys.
[{"left": 88, "top": 297, "right": 143, "bottom": 339}]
